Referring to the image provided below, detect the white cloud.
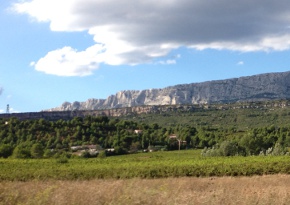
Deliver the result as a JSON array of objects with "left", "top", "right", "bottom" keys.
[
  {"left": 237, "top": 61, "right": 244, "bottom": 66},
  {"left": 10, "top": 108, "right": 19, "bottom": 113},
  {"left": 34, "top": 45, "right": 104, "bottom": 76},
  {"left": 12, "top": 0, "right": 290, "bottom": 76},
  {"left": 29, "top": 61, "right": 36, "bottom": 67},
  {"left": 5, "top": 107, "right": 19, "bottom": 114},
  {"left": 191, "top": 34, "right": 290, "bottom": 52},
  {"left": 158, "top": 59, "right": 176, "bottom": 65},
  {"left": 157, "top": 54, "right": 180, "bottom": 65}
]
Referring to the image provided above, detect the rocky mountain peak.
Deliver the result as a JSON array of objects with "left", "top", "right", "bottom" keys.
[{"left": 47, "top": 71, "right": 290, "bottom": 111}]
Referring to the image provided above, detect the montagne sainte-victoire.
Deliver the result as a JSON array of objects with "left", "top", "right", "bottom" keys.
[{"left": 48, "top": 71, "right": 290, "bottom": 111}]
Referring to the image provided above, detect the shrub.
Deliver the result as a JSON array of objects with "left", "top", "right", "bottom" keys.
[
  {"left": 219, "top": 141, "right": 239, "bottom": 156},
  {"left": 56, "top": 154, "right": 69, "bottom": 163},
  {"left": 114, "top": 146, "right": 127, "bottom": 155},
  {"left": 98, "top": 151, "right": 107, "bottom": 158},
  {"left": 202, "top": 141, "right": 242, "bottom": 157},
  {"left": 30, "top": 143, "right": 44, "bottom": 158},
  {"left": 0, "top": 144, "right": 13, "bottom": 158},
  {"left": 12, "top": 144, "right": 31, "bottom": 158},
  {"left": 201, "top": 145, "right": 222, "bottom": 157},
  {"left": 80, "top": 151, "right": 91, "bottom": 158},
  {"left": 43, "top": 149, "right": 55, "bottom": 158},
  {"left": 261, "top": 143, "right": 288, "bottom": 156}
]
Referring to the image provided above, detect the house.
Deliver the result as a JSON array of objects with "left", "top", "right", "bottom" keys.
[
  {"left": 71, "top": 144, "right": 103, "bottom": 156},
  {"left": 71, "top": 145, "right": 102, "bottom": 151},
  {"left": 169, "top": 134, "right": 177, "bottom": 139},
  {"left": 180, "top": 141, "right": 187, "bottom": 145},
  {"left": 168, "top": 135, "right": 187, "bottom": 150},
  {"left": 147, "top": 145, "right": 166, "bottom": 152},
  {"left": 71, "top": 146, "right": 82, "bottom": 151},
  {"left": 134, "top": 130, "right": 143, "bottom": 134}
]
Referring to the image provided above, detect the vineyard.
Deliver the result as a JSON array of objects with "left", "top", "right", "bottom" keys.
[{"left": 1, "top": 150, "right": 290, "bottom": 181}]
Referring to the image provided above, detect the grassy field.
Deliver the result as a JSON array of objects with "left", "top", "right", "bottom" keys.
[
  {"left": 1, "top": 150, "right": 290, "bottom": 181},
  {"left": 2, "top": 150, "right": 290, "bottom": 204},
  {"left": 1, "top": 175, "right": 290, "bottom": 205}
]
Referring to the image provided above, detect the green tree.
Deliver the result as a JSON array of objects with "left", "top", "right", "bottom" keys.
[
  {"left": 219, "top": 141, "right": 239, "bottom": 156},
  {"left": 31, "top": 143, "right": 44, "bottom": 158},
  {"left": 0, "top": 144, "right": 13, "bottom": 158},
  {"left": 43, "top": 149, "right": 54, "bottom": 158},
  {"left": 13, "top": 144, "right": 31, "bottom": 158}
]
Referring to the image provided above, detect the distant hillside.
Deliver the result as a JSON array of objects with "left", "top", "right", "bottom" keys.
[
  {"left": 1, "top": 100, "right": 290, "bottom": 131},
  {"left": 47, "top": 71, "right": 290, "bottom": 111}
]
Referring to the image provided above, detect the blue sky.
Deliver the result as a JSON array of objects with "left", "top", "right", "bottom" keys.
[{"left": 1, "top": 0, "right": 290, "bottom": 113}]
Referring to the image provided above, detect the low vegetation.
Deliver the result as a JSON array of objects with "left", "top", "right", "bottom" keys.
[{"left": 1, "top": 150, "right": 290, "bottom": 181}]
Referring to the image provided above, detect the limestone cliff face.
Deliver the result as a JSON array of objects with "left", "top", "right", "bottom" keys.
[{"left": 48, "top": 71, "right": 290, "bottom": 111}]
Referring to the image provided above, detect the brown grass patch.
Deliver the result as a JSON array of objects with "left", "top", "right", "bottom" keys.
[{"left": 1, "top": 175, "right": 290, "bottom": 205}]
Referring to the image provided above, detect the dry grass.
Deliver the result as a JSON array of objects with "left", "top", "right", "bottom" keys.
[{"left": 1, "top": 175, "right": 290, "bottom": 205}]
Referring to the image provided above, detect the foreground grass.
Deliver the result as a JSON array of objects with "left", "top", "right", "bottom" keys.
[
  {"left": 1, "top": 150, "right": 290, "bottom": 181},
  {"left": 1, "top": 175, "right": 290, "bottom": 205}
]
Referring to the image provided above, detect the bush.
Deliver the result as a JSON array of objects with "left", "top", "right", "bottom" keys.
[
  {"left": 80, "top": 151, "right": 91, "bottom": 158},
  {"left": 0, "top": 144, "right": 13, "bottom": 158},
  {"left": 98, "top": 151, "right": 106, "bottom": 158},
  {"left": 43, "top": 149, "right": 55, "bottom": 158},
  {"left": 219, "top": 141, "right": 239, "bottom": 156},
  {"left": 202, "top": 141, "right": 242, "bottom": 157},
  {"left": 30, "top": 143, "right": 44, "bottom": 158},
  {"left": 114, "top": 146, "right": 127, "bottom": 155},
  {"left": 261, "top": 143, "right": 288, "bottom": 156},
  {"left": 56, "top": 154, "right": 69, "bottom": 163},
  {"left": 12, "top": 144, "right": 31, "bottom": 158},
  {"left": 201, "top": 146, "right": 222, "bottom": 157}
]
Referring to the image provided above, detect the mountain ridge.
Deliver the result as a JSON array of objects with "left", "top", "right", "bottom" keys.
[{"left": 47, "top": 71, "right": 290, "bottom": 111}]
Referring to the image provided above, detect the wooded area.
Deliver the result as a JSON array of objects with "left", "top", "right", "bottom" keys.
[{"left": 1, "top": 100, "right": 290, "bottom": 158}]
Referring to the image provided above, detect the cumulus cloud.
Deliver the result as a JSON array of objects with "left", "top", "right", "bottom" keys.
[
  {"left": 33, "top": 45, "right": 104, "bottom": 76},
  {"left": 12, "top": 0, "right": 290, "bottom": 76},
  {"left": 237, "top": 61, "right": 244, "bottom": 66}
]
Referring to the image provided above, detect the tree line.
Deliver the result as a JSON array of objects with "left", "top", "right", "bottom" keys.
[{"left": 0, "top": 116, "right": 290, "bottom": 158}]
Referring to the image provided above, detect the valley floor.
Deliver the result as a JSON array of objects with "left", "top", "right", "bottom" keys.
[{"left": 1, "top": 174, "right": 290, "bottom": 205}]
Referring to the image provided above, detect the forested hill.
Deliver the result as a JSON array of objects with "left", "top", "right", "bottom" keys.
[
  {"left": 1, "top": 100, "right": 290, "bottom": 159},
  {"left": 49, "top": 71, "right": 290, "bottom": 111},
  {"left": 1, "top": 111, "right": 290, "bottom": 159}
]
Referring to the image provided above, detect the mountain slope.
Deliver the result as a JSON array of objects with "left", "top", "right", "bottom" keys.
[{"left": 48, "top": 71, "right": 290, "bottom": 111}]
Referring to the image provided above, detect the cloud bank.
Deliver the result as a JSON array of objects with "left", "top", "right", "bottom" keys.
[{"left": 12, "top": 0, "right": 290, "bottom": 76}]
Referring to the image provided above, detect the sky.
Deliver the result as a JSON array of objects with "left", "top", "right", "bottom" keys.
[{"left": 2, "top": 0, "right": 290, "bottom": 113}]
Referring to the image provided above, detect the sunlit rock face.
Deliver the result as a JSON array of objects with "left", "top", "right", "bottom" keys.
[{"left": 48, "top": 71, "right": 290, "bottom": 111}]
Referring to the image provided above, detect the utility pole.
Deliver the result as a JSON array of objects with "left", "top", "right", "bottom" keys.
[{"left": 6, "top": 104, "right": 9, "bottom": 114}]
